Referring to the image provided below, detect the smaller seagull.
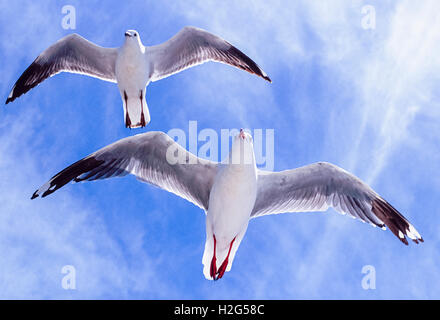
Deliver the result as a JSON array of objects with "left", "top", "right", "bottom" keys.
[
  {"left": 6, "top": 27, "right": 271, "bottom": 128},
  {"left": 32, "top": 130, "right": 423, "bottom": 280}
]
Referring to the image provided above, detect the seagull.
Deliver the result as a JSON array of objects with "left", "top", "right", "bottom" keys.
[
  {"left": 31, "top": 130, "right": 423, "bottom": 280},
  {"left": 5, "top": 27, "right": 271, "bottom": 128}
]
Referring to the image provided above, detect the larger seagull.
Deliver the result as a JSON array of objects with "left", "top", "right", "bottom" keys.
[
  {"left": 5, "top": 27, "right": 271, "bottom": 128},
  {"left": 32, "top": 130, "right": 423, "bottom": 280}
]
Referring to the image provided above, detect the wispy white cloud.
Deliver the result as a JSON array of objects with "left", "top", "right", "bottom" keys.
[{"left": 348, "top": 0, "right": 440, "bottom": 184}]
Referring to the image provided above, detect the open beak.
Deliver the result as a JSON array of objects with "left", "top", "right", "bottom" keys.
[{"left": 125, "top": 32, "right": 131, "bottom": 37}]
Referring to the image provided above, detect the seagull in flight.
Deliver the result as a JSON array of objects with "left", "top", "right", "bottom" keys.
[
  {"left": 6, "top": 27, "right": 271, "bottom": 128},
  {"left": 31, "top": 130, "right": 423, "bottom": 280}
]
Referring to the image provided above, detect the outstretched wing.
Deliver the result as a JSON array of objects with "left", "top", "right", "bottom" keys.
[
  {"left": 147, "top": 26, "right": 271, "bottom": 82},
  {"left": 252, "top": 162, "right": 423, "bottom": 245},
  {"left": 32, "top": 132, "right": 218, "bottom": 211},
  {"left": 6, "top": 34, "right": 118, "bottom": 104}
]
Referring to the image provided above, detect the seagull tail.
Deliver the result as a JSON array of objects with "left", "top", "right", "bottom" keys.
[
  {"left": 123, "top": 93, "right": 150, "bottom": 129},
  {"left": 202, "top": 225, "right": 248, "bottom": 280}
]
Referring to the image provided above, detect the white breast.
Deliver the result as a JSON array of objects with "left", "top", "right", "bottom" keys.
[
  {"left": 115, "top": 44, "right": 149, "bottom": 93},
  {"left": 207, "top": 163, "right": 258, "bottom": 243}
]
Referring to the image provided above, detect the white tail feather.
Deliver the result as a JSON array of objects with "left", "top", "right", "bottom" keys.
[
  {"left": 202, "top": 223, "right": 248, "bottom": 280},
  {"left": 123, "top": 96, "right": 150, "bottom": 128}
]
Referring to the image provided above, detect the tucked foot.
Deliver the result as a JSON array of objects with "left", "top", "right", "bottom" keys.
[
  {"left": 210, "top": 255, "right": 217, "bottom": 280},
  {"left": 140, "top": 112, "right": 146, "bottom": 127},
  {"left": 210, "top": 235, "right": 217, "bottom": 280},
  {"left": 216, "top": 258, "right": 229, "bottom": 280},
  {"left": 139, "top": 90, "right": 146, "bottom": 128},
  {"left": 125, "top": 114, "right": 132, "bottom": 128},
  {"left": 214, "top": 236, "right": 236, "bottom": 281},
  {"left": 124, "top": 91, "right": 132, "bottom": 128}
]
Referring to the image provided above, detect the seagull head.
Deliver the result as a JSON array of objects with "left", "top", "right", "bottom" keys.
[
  {"left": 124, "top": 30, "right": 138, "bottom": 38},
  {"left": 227, "top": 129, "right": 255, "bottom": 168},
  {"left": 237, "top": 128, "right": 252, "bottom": 143},
  {"left": 124, "top": 30, "right": 143, "bottom": 47}
]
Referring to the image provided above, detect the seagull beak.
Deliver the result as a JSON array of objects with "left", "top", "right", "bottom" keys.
[
  {"left": 239, "top": 129, "right": 245, "bottom": 140},
  {"left": 125, "top": 32, "right": 131, "bottom": 37}
]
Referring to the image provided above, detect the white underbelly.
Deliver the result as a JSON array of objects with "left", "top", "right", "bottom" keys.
[
  {"left": 207, "top": 167, "right": 257, "bottom": 242},
  {"left": 115, "top": 55, "right": 149, "bottom": 95}
]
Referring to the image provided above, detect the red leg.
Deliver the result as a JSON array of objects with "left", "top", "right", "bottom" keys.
[
  {"left": 124, "top": 91, "right": 131, "bottom": 128},
  {"left": 210, "top": 235, "right": 217, "bottom": 280},
  {"left": 216, "top": 237, "right": 236, "bottom": 280},
  {"left": 139, "top": 91, "right": 146, "bottom": 127}
]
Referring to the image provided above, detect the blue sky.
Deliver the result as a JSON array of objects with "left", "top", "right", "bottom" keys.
[{"left": 1, "top": 0, "right": 440, "bottom": 299}]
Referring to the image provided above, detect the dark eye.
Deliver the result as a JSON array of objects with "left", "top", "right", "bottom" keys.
[{"left": 134, "top": 34, "right": 137, "bottom": 37}]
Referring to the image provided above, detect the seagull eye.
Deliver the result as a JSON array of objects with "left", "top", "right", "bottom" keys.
[{"left": 134, "top": 34, "right": 137, "bottom": 37}]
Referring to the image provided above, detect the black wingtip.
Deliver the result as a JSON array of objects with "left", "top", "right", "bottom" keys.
[
  {"left": 31, "top": 157, "right": 106, "bottom": 200},
  {"left": 41, "top": 190, "right": 53, "bottom": 198},
  {"left": 4, "top": 59, "right": 50, "bottom": 105},
  {"left": 371, "top": 198, "right": 423, "bottom": 246},
  {"left": 225, "top": 45, "right": 272, "bottom": 84},
  {"left": 5, "top": 96, "right": 13, "bottom": 104}
]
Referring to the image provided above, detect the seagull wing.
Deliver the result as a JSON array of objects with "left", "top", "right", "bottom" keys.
[
  {"left": 32, "top": 132, "right": 218, "bottom": 211},
  {"left": 6, "top": 34, "right": 118, "bottom": 104},
  {"left": 147, "top": 26, "right": 271, "bottom": 82},
  {"left": 251, "top": 162, "right": 423, "bottom": 245}
]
